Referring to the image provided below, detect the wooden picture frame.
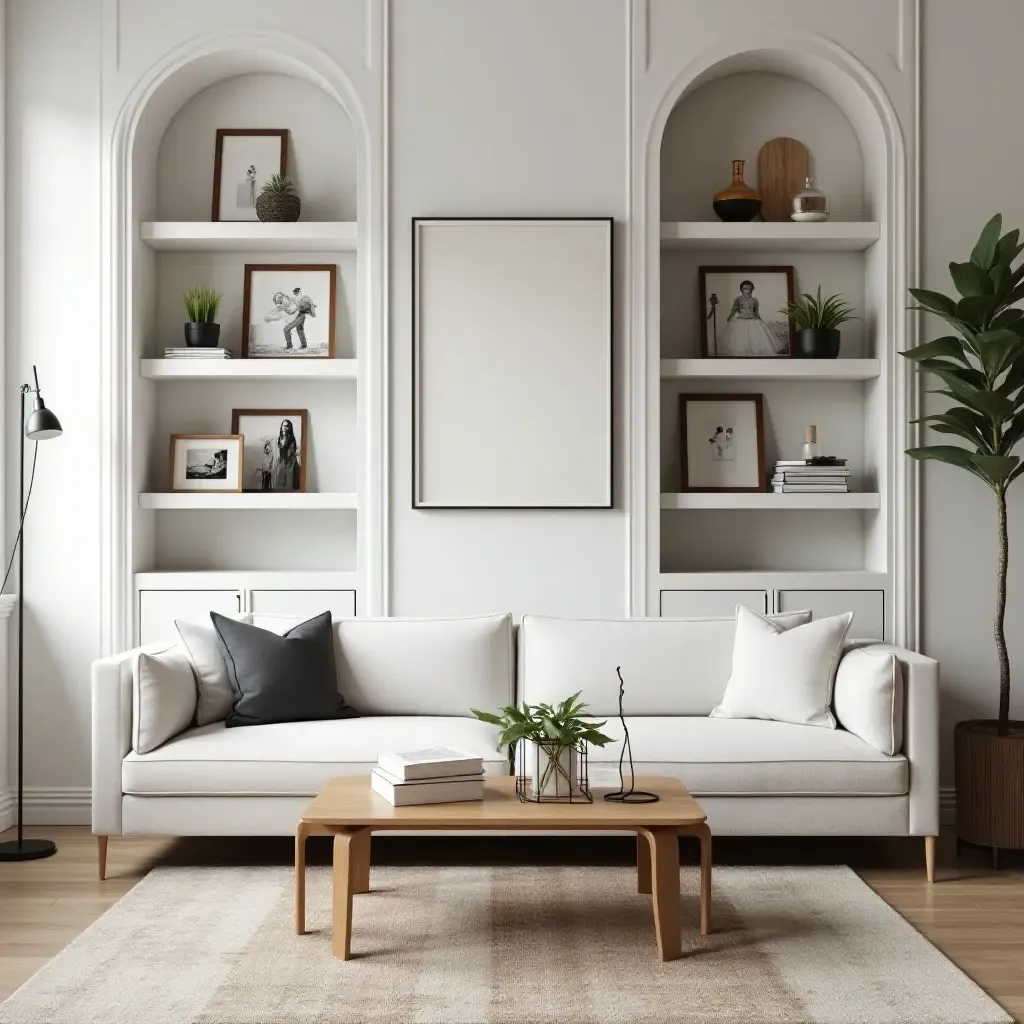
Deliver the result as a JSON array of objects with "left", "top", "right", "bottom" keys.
[
  {"left": 242, "top": 263, "right": 337, "bottom": 359},
  {"left": 699, "top": 266, "right": 796, "bottom": 358},
  {"left": 211, "top": 129, "right": 288, "bottom": 222},
  {"left": 231, "top": 409, "right": 309, "bottom": 493},
  {"left": 169, "top": 434, "right": 243, "bottom": 492},
  {"left": 679, "top": 394, "right": 766, "bottom": 492},
  {"left": 412, "top": 216, "right": 613, "bottom": 508}
]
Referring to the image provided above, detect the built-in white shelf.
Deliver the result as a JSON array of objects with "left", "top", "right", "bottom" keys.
[
  {"left": 659, "top": 221, "right": 880, "bottom": 252},
  {"left": 135, "top": 570, "right": 358, "bottom": 589},
  {"left": 139, "top": 492, "right": 358, "bottom": 511},
  {"left": 140, "top": 358, "right": 358, "bottom": 381},
  {"left": 661, "top": 492, "right": 880, "bottom": 511},
  {"left": 139, "top": 221, "right": 358, "bottom": 252},
  {"left": 658, "top": 570, "right": 886, "bottom": 588},
  {"left": 660, "top": 358, "right": 880, "bottom": 381}
]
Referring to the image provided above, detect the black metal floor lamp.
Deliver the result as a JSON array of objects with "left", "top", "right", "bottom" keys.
[{"left": 0, "top": 367, "right": 63, "bottom": 862}]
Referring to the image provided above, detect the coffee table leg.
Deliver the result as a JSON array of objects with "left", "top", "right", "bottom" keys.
[
  {"left": 637, "top": 832, "right": 652, "bottom": 894},
  {"left": 295, "top": 821, "right": 309, "bottom": 935},
  {"left": 351, "top": 828, "right": 371, "bottom": 895},
  {"left": 698, "top": 822, "right": 712, "bottom": 936},
  {"left": 332, "top": 827, "right": 367, "bottom": 960},
  {"left": 640, "top": 827, "right": 681, "bottom": 961}
]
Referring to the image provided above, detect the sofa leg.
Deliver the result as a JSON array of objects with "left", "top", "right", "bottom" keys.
[
  {"left": 924, "top": 835, "right": 936, "bottom": 883},
  {"left": 97, "top": 836, "right": 108, "bottom": 881}
]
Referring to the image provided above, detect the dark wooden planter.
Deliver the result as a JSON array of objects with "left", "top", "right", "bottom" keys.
[{"left": 954, "top": 720, "right": 1024, "bottom": 861}]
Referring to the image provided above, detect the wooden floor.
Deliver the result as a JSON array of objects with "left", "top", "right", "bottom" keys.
[{"left": 1, "top": 826, "right": 1023, "bottom": 1019}]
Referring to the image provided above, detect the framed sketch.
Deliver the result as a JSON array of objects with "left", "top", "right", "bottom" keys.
[
  {"left": 700, "top": 266, "right": 795, "bottom": 358},
  {"left": 413, "top": 217, "right": 613, "bottom": 508},
  {"left": 242, "top": 263, "right": 336, "bottom": 358},
  {"left": 169, "top": 435, "right": 243, "bottom": 492},
  {"left": 680, "top": 394, "right": 766, "bottom": 492},
  {"left": 211, "top": 129, "right": 287, "bottom": 222},
  {"left": 231, "top": 409, "right": 308, "bottom": 492}
]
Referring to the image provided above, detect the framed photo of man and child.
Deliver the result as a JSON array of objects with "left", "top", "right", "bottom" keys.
[
  {"left": 699, "top": 266, "right": 795, "bottom": 358},
  {"left": 242, "top": 263, "right": 336, "bottom": 358}
]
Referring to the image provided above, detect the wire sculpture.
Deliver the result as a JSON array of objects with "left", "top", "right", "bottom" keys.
[{"left": 603, "top": 666, "right": 660, "bottom": 804}]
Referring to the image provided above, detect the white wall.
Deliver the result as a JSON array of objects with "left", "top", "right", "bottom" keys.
[
  {"left": 2, "top": 0, "right": 1021, "bottom": 811},
  {"left": 5, "top": 0, "right": 101, "bottom": 818},
  {"left": 920, "top": 0, "right": 1024, "bottom": 775}
]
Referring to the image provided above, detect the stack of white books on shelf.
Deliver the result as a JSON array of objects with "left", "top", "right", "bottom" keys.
[
  {"left": 371, "top": 748, "right": 485, "bottom": 806},
  {"left": 163, "top": 347, "right": 232, "bottom": 359},
  {"left": 771, "top": 459, "right": 850, "bottom": 493}
]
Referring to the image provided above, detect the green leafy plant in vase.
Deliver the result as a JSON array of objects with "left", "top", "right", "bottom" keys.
[
  {"left": 182, "top": 286, "right": 222, "bottom": 348},
  {"left": 903, "top": 213, "right": 1024, "bottom": 863},
  {"left": 256, "top": 173, "right": 301, "bottom": 222},
  {"left": 780, "top": 286, "right": 857, "bottom": 358},
  {"left": 472, "top": 692, "right": 613, "bottom": 800}
]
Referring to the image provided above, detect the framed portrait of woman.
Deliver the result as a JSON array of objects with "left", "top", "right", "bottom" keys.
[
  {"left": 699, "top": 266, "right": 795, "bottom": 358},
  {"left": 230, "top": 409, "right": 309, "bottom": 492},
  {"left": 211, "top": 129, "right": 288, "bottom": 222}
]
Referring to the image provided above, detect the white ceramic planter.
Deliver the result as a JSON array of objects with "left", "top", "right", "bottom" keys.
[{"left": 524, "top": 741, "right": 581, "bottom": 799}]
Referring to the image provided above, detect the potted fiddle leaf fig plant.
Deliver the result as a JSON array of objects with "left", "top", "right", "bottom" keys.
[
  {"left": 903, "top": 213, "right": 1024, "bottom": 866},
  {"left": 472, "top": 692, "right": 613, "bottom": 800}
]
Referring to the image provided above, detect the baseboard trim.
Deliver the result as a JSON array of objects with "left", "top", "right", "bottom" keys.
[
  {"left": 940, "top": 786, "right": 956, "bottom": 827},
  {"left": 0, "top": 787, "right": 92, "bottom": 828}
]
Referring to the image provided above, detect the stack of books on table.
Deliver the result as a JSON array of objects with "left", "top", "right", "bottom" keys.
[
  {"left": 163, "top": 347, "right": 232, "bottom": 359},
  {"left": 371, "top": 748, "right": 484, "bottom": 806},
  {"left": 772, "top": 459, "right": 850, "bottom": 493}
]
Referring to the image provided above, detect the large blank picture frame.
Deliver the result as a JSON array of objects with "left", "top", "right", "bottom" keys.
[{"left": 413, "top": 217, "right": 613, "bottom": 508}]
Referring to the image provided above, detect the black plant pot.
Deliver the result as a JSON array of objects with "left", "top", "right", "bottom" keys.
[
  {"left": 184, "top": 322, "right": 221, "bottom": 348},
  {"left": 795, "top": 327, "right": 841, "bottom": 359}
]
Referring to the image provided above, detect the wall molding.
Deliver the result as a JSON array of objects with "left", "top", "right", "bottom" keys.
[{"left": 0, "top": 787, "right": 91, "bottom": 828}]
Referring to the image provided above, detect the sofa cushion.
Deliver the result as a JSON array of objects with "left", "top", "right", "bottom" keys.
[
  {"left": 175, "top": 613, "right": 251, "bottom": 726},
  {"left": 586, "top": 717, "right": 907, "bottom": 796},
  {"left": 335, "top": 614, "right": 514, "bottom": 716},
  {"left": 122, "top": 717, "right": 506, "bottom": 796},
  {"left": 519, "top": 611, "right": 810, "bottom": 717},
  {"left": 132, "top": 643, "right": 197, "bottom": 755},
  {"left": 834, "top": 643, "right": 904, "bottom": 755}
]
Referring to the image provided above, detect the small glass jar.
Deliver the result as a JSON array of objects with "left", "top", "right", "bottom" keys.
[
  {"left": 802, "top": 425, "right": 820, "bottom": 460},
  {"left": 791, "top": 178, "right": 830, "bottom": 222}
]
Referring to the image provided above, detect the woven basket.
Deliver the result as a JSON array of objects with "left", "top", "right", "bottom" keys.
[{"left": 256, "top": 192, "right": 301, "bottom": 222}]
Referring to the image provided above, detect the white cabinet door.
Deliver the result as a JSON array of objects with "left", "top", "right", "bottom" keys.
[
  {"left": 139, "top": 590, "right": 241, "bottom": 645},
  {"left": 776, "top": 590, "right": 885, "bottom": 640},
  {"left": 660, "top": 589, "right": 768, "bottom": 618},
  {"left": 248, "top": 590, "right": 357, "bottom": 621}
]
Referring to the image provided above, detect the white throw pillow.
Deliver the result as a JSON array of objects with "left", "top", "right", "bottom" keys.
[
  {"left": 133, "top": 643, "right": 197, "bottom": 754},
  {"left": 175, "top": 613, "right": 250, "bottom": 725},
  {"left": 833, "top": 644, "right": 904, "bottom": 755},
  {"left": 710, "top": 605, "right": 853, "bottom": 728}
]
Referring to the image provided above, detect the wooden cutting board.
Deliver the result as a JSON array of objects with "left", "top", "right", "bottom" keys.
[{"left": 757, "top": 138, "right": 810, "bottom": 222}]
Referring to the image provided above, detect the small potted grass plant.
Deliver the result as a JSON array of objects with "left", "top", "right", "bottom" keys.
[
  {"left": 781, "top": 286, "right": 857, "bottom": 358},
  {"left": 472, "top": 692, "right": 613, "bottom": 800},
  {"left": 256, "top": 174, "right": 301, "bottom": 222},
  {"left": 182, "top": 286, "right": 222, "bottom": 348}
]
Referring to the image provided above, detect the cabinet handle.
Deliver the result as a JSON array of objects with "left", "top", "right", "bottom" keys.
[{"left": 236, "top": 593, "right": 242, "bottom": 613}]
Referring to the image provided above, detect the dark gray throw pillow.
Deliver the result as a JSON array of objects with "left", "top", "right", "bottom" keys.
[{"left": 211, "top": 611, "right": 359, "bottom": 728}]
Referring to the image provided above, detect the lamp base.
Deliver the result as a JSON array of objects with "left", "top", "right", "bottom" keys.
[{"left": 0, "top": 838, "right": 57, "bottom": 861}]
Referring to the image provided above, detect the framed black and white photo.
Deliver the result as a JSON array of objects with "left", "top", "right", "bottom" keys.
[
  {"left": 412, "top": 217, "right": 613, "bottom": 508},
  {"left": 231, "top": 409, "right": 308, "bottom": 492},
  {"left": 211, "top": 129, "right": 287, "bottom": 222},
  {"left": 242, "top": 263, "right": 336, "bottom": 358},
  {"left": 169, "top": 435, "right": 243, "bottom": 492},
  {"left": 699, "top": 266, "right": 795, "bottom": 358},
  {"left": 680, "top": 394, "right": 766, "bottom": 492}
]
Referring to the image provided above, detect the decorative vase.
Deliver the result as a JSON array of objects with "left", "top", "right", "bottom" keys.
[
  {"left": 526, "top": 741, "right": 581, "bottom": 800},
  {"left": 183, "top": 322, "right": 221, "bottom": 348},
  {"left": 954, "top": 720, "right": 1024, "bottom": 866},
  {"left": 712, "top": 159, "right": 762, "bottom": 222},
  {"left": 791, "top": 177, "right": 830, "bottom": 222},
  {"left": 256, "top": 192, "right": 301, "bottom": 222},
  {"left": 795, "top": 327, "right": 841, "bottom": 358}
]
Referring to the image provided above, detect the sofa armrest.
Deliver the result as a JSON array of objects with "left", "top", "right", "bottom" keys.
[
  {"left": 91, "top": 644, "right": 152, "bottom": 835},
  {"left": 848, "top": 642, "right": 939, "bottom": 836}
]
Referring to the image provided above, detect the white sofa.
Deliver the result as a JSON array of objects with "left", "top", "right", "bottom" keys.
[{"left": 92, "top": 610, "right": 939, "bottom": 879}]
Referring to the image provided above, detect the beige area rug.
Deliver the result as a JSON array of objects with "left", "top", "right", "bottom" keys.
[{"left": 0, "top": 865, "right": 1010, "bottom": 1024}]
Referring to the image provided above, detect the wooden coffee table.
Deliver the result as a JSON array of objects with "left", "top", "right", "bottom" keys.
[{"left": 296, "top": 775, "right": 710, "bottom": 961}]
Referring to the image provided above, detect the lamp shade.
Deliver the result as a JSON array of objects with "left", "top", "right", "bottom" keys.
[{"left": 26, "top": 398, "right": 62, "bottom": 441}]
